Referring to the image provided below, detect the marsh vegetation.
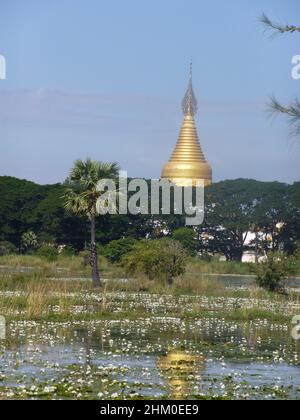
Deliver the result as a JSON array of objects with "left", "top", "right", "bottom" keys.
[{"left": 0, "top": 255, "right": 299, "bottom": 400}]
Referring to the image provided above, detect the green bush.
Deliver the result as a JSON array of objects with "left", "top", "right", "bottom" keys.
[
  {"left": 21, "top": 231, "right": 38, "bottom": 254},
  {"left": 37, "top": 244, "right": 59, "bottom": 261},
  {"left": 198, "top": 252, "right": 213, "bottom": 262},
  {"left": 60, "top": 246, "right": 76, "bottom": 257},
  {"left": 104, "top": 238, "right": 138, "bottom": 263},
  {"left": 255, "top": 251, "right": 296, "bottom": 293},
  {"left": 293, "top": 242, "right": 300, "bottom": 274},
  {"left": 79, "top": 250, "right": 90, "bottom": 266},
  {"left": 0, "top": 240, "right": 17, "bottom": 256},
  {"left": 96, "top": 243, "right": 106, "bottom": 256},
  {"left": 173, "top": 227, "right": 198, "bottom": 256},
  {"left": 122, "top": 238, "right": 187, "bottom": 285}
]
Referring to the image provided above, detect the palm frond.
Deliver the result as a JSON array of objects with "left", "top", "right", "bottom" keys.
[
  {"left": 96, "top": 161, "right": 120, "bottom": 180},
  {"left": 64, "top": 159, "right": 121, "bottom": 217},
  {"left": 69, "top": 159, "right": 120, "bottom": 189},
  {"left": 63, "top": 188, "right": 90, "bottom": 216}
]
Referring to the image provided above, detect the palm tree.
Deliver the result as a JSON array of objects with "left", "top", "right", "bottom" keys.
[{"left": 64, "top": 158, "right": 120, "bottom": 288}]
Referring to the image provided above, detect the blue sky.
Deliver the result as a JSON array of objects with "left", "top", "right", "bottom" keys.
[{"left": 0, "top": 0, "right": 299, "bottom": 184}]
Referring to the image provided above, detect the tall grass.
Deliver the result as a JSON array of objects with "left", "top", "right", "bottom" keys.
[
  {"left": 0, "top": 272, "right": 90, "bottom": 319},
  {"left": 0, "top": 254, "right": 125, "bottom": 280},
  {"left": 26, "top": 282, "right": 49, "bottom": 318},
  {"left": 174, "top": 275, "right": 226, "bottom": 296},
  {"left": 118, "top": 274, "right": 226, "bottom": 296},
  {"left": 0, "top": 255, "right": 299, "bottom": 323},
  {"left": 0, "top": 270, "right": 123, "bottom": 320},
  {"left": 186, "top": 257, "right": 253, "bottom": 275}
]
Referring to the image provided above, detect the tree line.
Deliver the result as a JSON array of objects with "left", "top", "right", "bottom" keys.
[{"left": 0, "top": 175, "right": 299, "bottom": 263}]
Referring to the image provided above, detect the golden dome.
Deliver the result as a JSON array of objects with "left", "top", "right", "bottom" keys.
[{"left": 161, "top": 65, "right": 212, "bottom": 187}]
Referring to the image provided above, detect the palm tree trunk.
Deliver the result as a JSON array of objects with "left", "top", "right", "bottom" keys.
[{"left": 90, "top": 214, "right": 101, "bottom": 288}]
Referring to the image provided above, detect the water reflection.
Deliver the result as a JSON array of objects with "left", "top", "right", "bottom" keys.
[
  {"left": 157, "top": 350, "right": 205, "bottom": 399},
  {"left": 1, "top": 318, "right": 300, "bottom": 399}
]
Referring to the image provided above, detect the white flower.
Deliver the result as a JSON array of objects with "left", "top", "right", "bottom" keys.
[{"left": 43, "top": 386, "right": 56, "bottom": 394}]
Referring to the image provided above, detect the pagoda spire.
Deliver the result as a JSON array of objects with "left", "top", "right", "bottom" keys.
[
  {"left": 161, "top": 63, "right": 212, "bottom": 187},
  {"left": 182, "top": 60, "right": 198, "bottom": 117}
]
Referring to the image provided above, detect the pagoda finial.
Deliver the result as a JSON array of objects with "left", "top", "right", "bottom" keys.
[{"left": 182, "top": 60, "right": 198, "bottom": 117}]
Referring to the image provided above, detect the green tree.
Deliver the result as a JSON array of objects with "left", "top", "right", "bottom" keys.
[
  {"left": 37, "top": 244, "right": 59, "bottom": 262},
  {"left": 255, "top": 251, "right": 295, "bottom": 293},
  {"left": 173, "top": 227, "right": 198, "bottom": 256},
  {"left": 104, "top": 237, "right": 138, "bottom": 263},
  {"left": 0, "top": 177, "right": 47, "bottom": 246},
  {"left": 0, "top": 240, "right": 17, "bottom": 256},
  {"left": 202, "top": 180, "right": 293, "bottom": 261},
  {"left": 64, "top": 158, "right": 120, "bottom": 288},
  {"left": 1, "top": 176, "right": 299, "bottom": 260},
  {"left": 204, "top": 180, "right": 260, "bottom": 261},
  {"left": 21, "top": 231, "right": 38, "bottom": 254},
  {"left": 292, "top": 242, "right": 300, "bottom": 274},
  {"left": 123, "top": 238, "right": 187, "bottom": 285},
  {"left": 274, "top": 183, "right": 300, "bottom": 255},
  {"left": 252, "top": 182, "right": 291, "bottom": 253}
]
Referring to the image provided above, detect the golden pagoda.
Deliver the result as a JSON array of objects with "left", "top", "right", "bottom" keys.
[{"left": 161, "top": 64, "right": 212, "bottom": 187}]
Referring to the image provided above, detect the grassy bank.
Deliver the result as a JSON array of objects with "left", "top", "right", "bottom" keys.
[
  {"left": 1, "top": 253, "right": 299, "bottom": 277},
  {"left": 0, "top": 270, "right": 299, "bottom": 324}
]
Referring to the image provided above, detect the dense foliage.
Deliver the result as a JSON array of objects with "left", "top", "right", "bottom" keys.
[
  {"left": 0, "top": 240, "right": 17, "bottom": 256},
  {"left": 173, "top": 227, "right": 198, "bottom": 256},
  {"left": 122, "top": 238, "right": 187, "bottom": 284},
  {"left": 0, "top": 176, "right": 299, "bottom": 262},
  {"left": 104, "top": 238, "right": 138, "bottom": 263},
  {"left": 255, "top": 251, "right": 296, "bottom": 293},
  {"left": 37, "top": 244, "right": 59, "bottom": 262}
]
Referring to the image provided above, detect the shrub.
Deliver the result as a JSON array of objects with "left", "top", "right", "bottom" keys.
[
  {"left": 96, "top": 243, "right": 106, "bottom": 255},
  {"left": 79, "top": 250, "right": 90, "bottom": 266},
  {"left": 294, "top": 242, "right": 300, "bottom": 260},
  {"left": 122, "top": 238, "right": 187, "bottom": 285},
  {"left": 104, "top": 238, "right": 138, "bottom": 263},
  {"left": 60, "top": 245, "right": 76, "bottom": 257},
  {"left": 293, "top": 243, "right": 300, "bottom": 274},
  {"left": 198, "top": 252, "right": 213, "bottom": 262},
  {"left": 37, "top": 244, "right": 59, "bottom": 261},
  {"left": 0, "top": 240, "right": 17, "bottom": 256},
  {"left": 255, "top": 251, "right": 296, "bottom": 293},
  {"left": 21, "top": 231, "right": 38, "bottom": 254},
  {"left": 173, "top": 227, "right": 198, "bottom": 256}
]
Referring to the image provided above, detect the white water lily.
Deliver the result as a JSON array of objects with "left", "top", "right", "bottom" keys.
[{"left": 43, "top": 386, "right": 56, "bottom": 393}]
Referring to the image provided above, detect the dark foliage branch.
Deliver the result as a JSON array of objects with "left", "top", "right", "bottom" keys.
[
  {"left": 269, "top": 97, "right": 300, "bottom": 136},
  {"left": 260, "top": 13, "right": 300, "bottom": 34},
  {"left": 261, "top": 13, "right": 300, "bottom": 137}
]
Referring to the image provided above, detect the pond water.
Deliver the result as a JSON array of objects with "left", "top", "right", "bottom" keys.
[{"left": 1, "top": 317, "right": 299, "bottom": 400}]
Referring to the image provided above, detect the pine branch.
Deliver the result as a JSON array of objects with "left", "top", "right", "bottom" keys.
[
  {"left": 260, "top": 13, "right": 300, "bottom": 34},
  {"left": 269, "top": 97, "right": 300, "bottom": 136}
]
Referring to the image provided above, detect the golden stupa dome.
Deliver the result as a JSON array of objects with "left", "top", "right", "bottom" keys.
[{"left": 161, "top": 64, "right": 212, "bottom": 187}]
